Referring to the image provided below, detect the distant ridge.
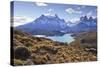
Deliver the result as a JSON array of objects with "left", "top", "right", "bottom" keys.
[{"left": 16, "top": 14, "right": 97, "bottom": 35}]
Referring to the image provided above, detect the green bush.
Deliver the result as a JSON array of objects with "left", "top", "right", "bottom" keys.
[{"left": 14, "top": 46, "right": 31, "bottom": 60}]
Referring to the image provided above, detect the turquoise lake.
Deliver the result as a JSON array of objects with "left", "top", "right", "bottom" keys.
[{"left": 34, "top": 34, "right": 75, "bottom": 43}]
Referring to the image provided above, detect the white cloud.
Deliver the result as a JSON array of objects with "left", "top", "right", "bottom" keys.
[
  {"left": 87, "top": 11, "right": 92, "bottom": 16},
  {"left": 66, "top": 18, "right": 80, "bottom": 23},
  {"left": 65, "top": 8, "right": 82, "bottom": 14},
  {"left": 44, "top": 9, "right": 55, "bottom": 16},
  {"left": 66, "top": 18, "right": 80, "bottom": 27},
  {"left": 35, "top": 2, "right": 47, "bottom": 6},
  {"left": 70, "top": 18, "right": 80, "bottom": 23},
  {"left": 44, "top": 13, "right": 52, "bottom": 16},
  {"left": 76, "top": 5, "right": 86, "bottom": 10},
  {"left": 87, "top": 11, "right": 97, "bottom": 18},
  {"left": 48, "top": 9, "right": 53, "bottom": 12},
  {"left": 77, "top": 5, "right": 86, "bottom": 10},
  {"left": 12, "top": 16, "right": 35, "bottom": 27}
]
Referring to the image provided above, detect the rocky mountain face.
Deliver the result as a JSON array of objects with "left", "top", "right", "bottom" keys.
[{"left": 16, "top": 14, "right": 97, "bottom": 35}]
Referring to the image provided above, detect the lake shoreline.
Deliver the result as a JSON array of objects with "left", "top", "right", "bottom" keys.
[{"left": 33, "top": 33, "right": 75, "bottom": 44}]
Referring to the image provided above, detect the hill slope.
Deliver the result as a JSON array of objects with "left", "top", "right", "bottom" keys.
[{"left": 12, "top": 29, "right": 97, "bottom": 66}]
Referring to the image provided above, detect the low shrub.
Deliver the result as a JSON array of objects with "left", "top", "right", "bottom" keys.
[{"left": 14, "top": 46, "right": 31, "bottom": 60}]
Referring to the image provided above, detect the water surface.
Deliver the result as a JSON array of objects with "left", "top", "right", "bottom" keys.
[{"left": 34, "top": 34, "right": 74, "bottom": 43}]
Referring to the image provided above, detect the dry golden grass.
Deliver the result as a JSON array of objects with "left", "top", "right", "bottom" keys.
[{"left": 12, "top": 30, "right": 97, "bottom": 65}]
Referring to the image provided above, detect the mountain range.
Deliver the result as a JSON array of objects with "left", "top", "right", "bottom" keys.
[{"left": 15, "top": 14, "right": 97, "bottom": 36}]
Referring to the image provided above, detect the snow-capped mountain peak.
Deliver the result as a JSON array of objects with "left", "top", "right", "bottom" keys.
[{"left": 16, "top": 15, "right": 97, "bottom": 35}]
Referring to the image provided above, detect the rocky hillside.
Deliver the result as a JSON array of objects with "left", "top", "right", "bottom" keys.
[{"left": 12, "top": 29, "right": 97, "bottom": 66}]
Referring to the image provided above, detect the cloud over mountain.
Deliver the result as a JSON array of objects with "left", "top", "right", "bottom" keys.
[
  {"left": 65, "top": 8, "right": 82, "bottom": 14},
  {"left": 35, "top": 2, "right": 47, "bottom": 6},
  {"left": 44, "top": 8, "right": 55, "bottom": 16},
  {"left": 13, "top": 16, "right": 34, "bottom": 27}
]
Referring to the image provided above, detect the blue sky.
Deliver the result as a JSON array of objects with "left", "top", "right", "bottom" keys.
[{"left": 11, "top": 1, "right": 97, "bottom": 26}]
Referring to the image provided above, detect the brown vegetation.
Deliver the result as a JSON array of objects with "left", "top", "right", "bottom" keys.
[{"left": 12, "top": 30, "right": 97, "bottom": 66}]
